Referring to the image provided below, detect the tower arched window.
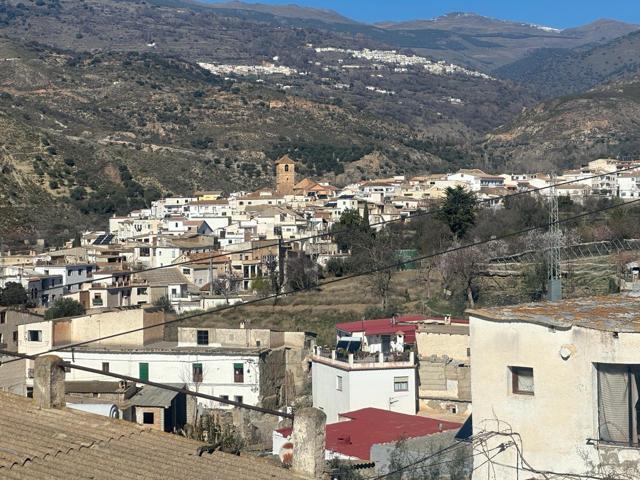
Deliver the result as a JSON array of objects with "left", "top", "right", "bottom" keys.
[{"left": 284, "top": 165, "right": 289, "bottom": 172}]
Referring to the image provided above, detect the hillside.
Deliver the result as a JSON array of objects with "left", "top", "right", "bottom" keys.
[
  {"left": 495, "top": 30, "right": 640, "bottom": 97},
  {"left": 484, "top": 79, "right": 640, "bottom": 172},
  {"left": 0, "top": 37, "right": 468, "bottom": 244}
]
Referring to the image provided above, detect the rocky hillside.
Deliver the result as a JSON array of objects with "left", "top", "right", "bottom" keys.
[
  {"left": 495, "top": 30, "right": 640, "bottom": 97},
  {"left": 0, "top": 37, "right": 462, "bottom": 244},
  {"left": 484, "top": 79, "right": 640, "bottom": 172}
]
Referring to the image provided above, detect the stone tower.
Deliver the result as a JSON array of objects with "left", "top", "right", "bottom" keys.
[{"left": 275, "top": 154, "right": 296, "bottom": 195}]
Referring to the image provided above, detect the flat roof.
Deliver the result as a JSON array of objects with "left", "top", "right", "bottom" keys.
[
  {"left": 59, "top": 341, "right": 267, "bottom": 356},
  {"left": 468, "top": 294, "right": 640, "bottom": 333}
]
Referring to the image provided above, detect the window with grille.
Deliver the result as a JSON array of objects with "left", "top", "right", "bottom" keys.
[
  {"left": 197, "top": 330, "right": 209, "bottom": 345},
  {"left": 394, "top": 376, "right": 409, "bottom": 392}
]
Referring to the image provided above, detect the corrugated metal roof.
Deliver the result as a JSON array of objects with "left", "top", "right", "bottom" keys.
[
  {"left": 0, "top": 391, "right": 304, "bottom": 479},
  {"left": 127, "top": 385, "right": 179, "bottom": 408}
]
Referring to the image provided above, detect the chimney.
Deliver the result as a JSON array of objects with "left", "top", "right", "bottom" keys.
[
  {"left": 34, "top": 355, "right": 66, "bottom": 409},
  {"left": 292, "top": 407, "right": 326, "bottom": 479}
]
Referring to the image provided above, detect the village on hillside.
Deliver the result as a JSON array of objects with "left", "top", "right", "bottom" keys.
[{"left": 3, "top": 155, "right": 640, "bottom": 479}]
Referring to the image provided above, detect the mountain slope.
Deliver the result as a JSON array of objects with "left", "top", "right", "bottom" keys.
[
  {"left": 484, "top": 79, "right": 640, "bottom": 172},
  {"left": 495, "top": 30, "right": 640, "bottom": 97},
  {"left": 0, "top": 37, "right": 472, "bottom": 244},
  {"left": 207, "top": 1, "right": 358, "bottom": 24}
]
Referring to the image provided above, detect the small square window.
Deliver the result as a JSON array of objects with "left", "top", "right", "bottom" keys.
[
  {"left": 28, "top": 330, "right": 42, "bottom": 342},
  {"left": 143, "top": 412, "right": 155, "bottom": 424},
  {"left": 394, "top": 376, "right": 409, "bottom": 392},
  {"left": 336, "top": 375, "right": 343, "bottom": 391},
  {"left": 197, "top": 330, "right": 209, "bottom": 345},
  {"left": 511, "top": 366, "right": 534, "bottom": 395},
  {"left": 234, "top": 395, "right": 243, "bottom": 404}
]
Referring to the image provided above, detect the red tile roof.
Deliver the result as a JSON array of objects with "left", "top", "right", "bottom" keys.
[
  {"left": 277, "top": 408, "right": 461, "bottom": 460},
  {"left": 335, "top": 315, "right": 427, "bottom": 344}
]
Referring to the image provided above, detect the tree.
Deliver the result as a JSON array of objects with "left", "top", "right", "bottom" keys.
[
  {"left": 332, "top": 209, "right": 372, "bottom": 253},
  {"left": 286, "top": 254, "right": 318, "bottom": 291},
  {"left": 357, "top": 230, "right": 398, "bottom": 309},
  {"left": 153, "top": 295, "right": 174, "bottom": 313},
  {"left": 210, "top": 272, "right": 240, "bottom": 304},
  {"left": 0, "top": 282, "right": 28, "bottom": 306},
  {"left": 437, "top": 186, "right": 477, "bottom": 239},
  {"left": 44, "top": 298, "right": 86, "bottom": 320}
]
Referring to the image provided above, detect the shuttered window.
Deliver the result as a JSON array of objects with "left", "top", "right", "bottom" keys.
[{"left": 597, "top": 363, "right": 640, "bottom": 445}]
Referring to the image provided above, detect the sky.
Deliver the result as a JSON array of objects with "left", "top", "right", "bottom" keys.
[{"left": 241, "top": 0, "right": 640, "bottom": 29}]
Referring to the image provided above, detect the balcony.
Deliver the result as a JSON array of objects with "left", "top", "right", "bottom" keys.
[{"left": 312, "top": 346, "right": 415, "bottom": 370}]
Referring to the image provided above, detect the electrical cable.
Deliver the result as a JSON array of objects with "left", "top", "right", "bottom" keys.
[
  {"left": 31, "top": 164, "right": 640, "bottom": 295},
  {"left": 4, "top": 197, "right": 639, "bottom": 363}
]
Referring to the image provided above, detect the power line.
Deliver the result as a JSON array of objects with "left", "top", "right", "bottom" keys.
[
  {"left": 0, "top": 349, "right": 293, "bottom": 420},
  {"left": 5, "top": 197, "right": 640, "bottom": 364},
  {"left": 31, "top": 164, "right": 640, "bottom": 295}
]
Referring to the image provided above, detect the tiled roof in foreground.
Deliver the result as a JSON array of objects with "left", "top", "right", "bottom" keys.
[{"left": 0, "top": 391, "right": 303, "bottom": 480}]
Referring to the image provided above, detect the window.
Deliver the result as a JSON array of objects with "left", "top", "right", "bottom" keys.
[
  {"left": 102, "top": 362, "right": 109, "bottom": 373},
  {"left": 597, "top": 363, "right": 640, "bottom": 445},
  {"left": 193, "top": 363, "right": 203, "bottom": 383},
  {"left": 13, "top": 331, "right": 18, "bottom": 343},
  {"left": 93, "top": 293, "right": 103, "bottom": 306},
  {"left": 183, "top": 268, "right": 190, "bottom": 275},
  {"left": 233, "top": 363, "right": 244, "bottom": 383},
  {"left": 234, "top": 395, "right": 243, "bottom": 404},
  {"left": 394, "top": 376, "right": 409, "bottom": 392},
  {"left": 139, "top": 363, "right": 149, "bottom": 381},
  {"left": 28, "top": 330, "right": 42, "bottom": 342},
  {"left": 336, "top": 375, "right": 343, "bottom": 391},
  {"left": 220, "top": 395, "right": 229, "bottom": 402},
  {"left": 510, "top": 366, "right": 534, "bottom": 395},
  {"left": 0, "top": 312, "right": 5, "bottom": 324},
  {"left": 197, "top": 330, "right": 209, "bottom": 346},
  {"left": 143, "top": 412, "right": 155, "bottom": 424}
]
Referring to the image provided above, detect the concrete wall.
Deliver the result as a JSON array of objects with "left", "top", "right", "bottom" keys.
[
  {"left": 312, "top": 359, "right": 416, "bottom": 424},
  {"left": 59, "top": 350, "right": 262, "bottom": 409},
  {"left": 178, "top": 327, "right": 271, "bottom": 348},
  {"left": 371, "top": 430, "right": 470, "bottom": 476},
  {"left": 0, "top": 309, "right": 44, "bottom": 352},
  {"left": 418, "top": 356, "right": 471, "bottom": 407},
  {"left": 416, "top": 329, "right": 470, "bottom": 360},
  {"left": 470, "top": 315, "right": 640, "bottom": 479},
  {"left": 0, "top": 358, "right": 28, "bottom": 395},
  {"left": 49, "top": 308, "right": 164, "bottom": 347}
]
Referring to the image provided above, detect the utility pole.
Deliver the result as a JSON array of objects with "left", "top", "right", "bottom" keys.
[{"left": 547, "top": 174, "right": 562, "bottom": 301}]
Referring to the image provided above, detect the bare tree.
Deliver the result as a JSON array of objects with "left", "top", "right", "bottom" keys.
[
  {"left": 210, "top": 270, "right": 241, "bottom": 305},
  {"left": 357, "top": 231, "right": 397, "bottom": 310},
  {"left": 438, "top": 240, "right": 507, "bottom": 309},
  {"left": 286, "top": 254, "right": 318, "bottom": 291}
]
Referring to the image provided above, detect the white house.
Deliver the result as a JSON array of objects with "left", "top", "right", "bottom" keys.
[
  {"left": 58, "top": 345, "right": 264, "bottom": 408},
  {"left": 311, "top": 345, "right": 416, "bottom": 423},
  {"left": 468, "top": 295, "right": 640, "bottom": 480}
]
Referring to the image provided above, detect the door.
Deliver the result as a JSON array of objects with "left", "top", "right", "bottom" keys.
[{"left": 381, "top": 335, "right": 391, "bottom": 354}]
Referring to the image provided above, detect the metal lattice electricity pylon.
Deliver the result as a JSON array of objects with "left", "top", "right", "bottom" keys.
[{"left": 547, "top": 174, "right": 562, "bottom": 301}]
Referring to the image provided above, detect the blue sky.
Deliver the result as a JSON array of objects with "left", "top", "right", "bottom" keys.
[{"left": 240, "top": 0, "right": 640, "bottom": 28}]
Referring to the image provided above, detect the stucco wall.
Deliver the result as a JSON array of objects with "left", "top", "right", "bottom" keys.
[
  {"left": 59, "top": 350, "right": 262, "bottom": 409},
  {"left": 470, "top": 315, "right": 640, "bottom": 479},
  {"left": 312, "top": 360, "right": 416, "bottom": 423}
]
